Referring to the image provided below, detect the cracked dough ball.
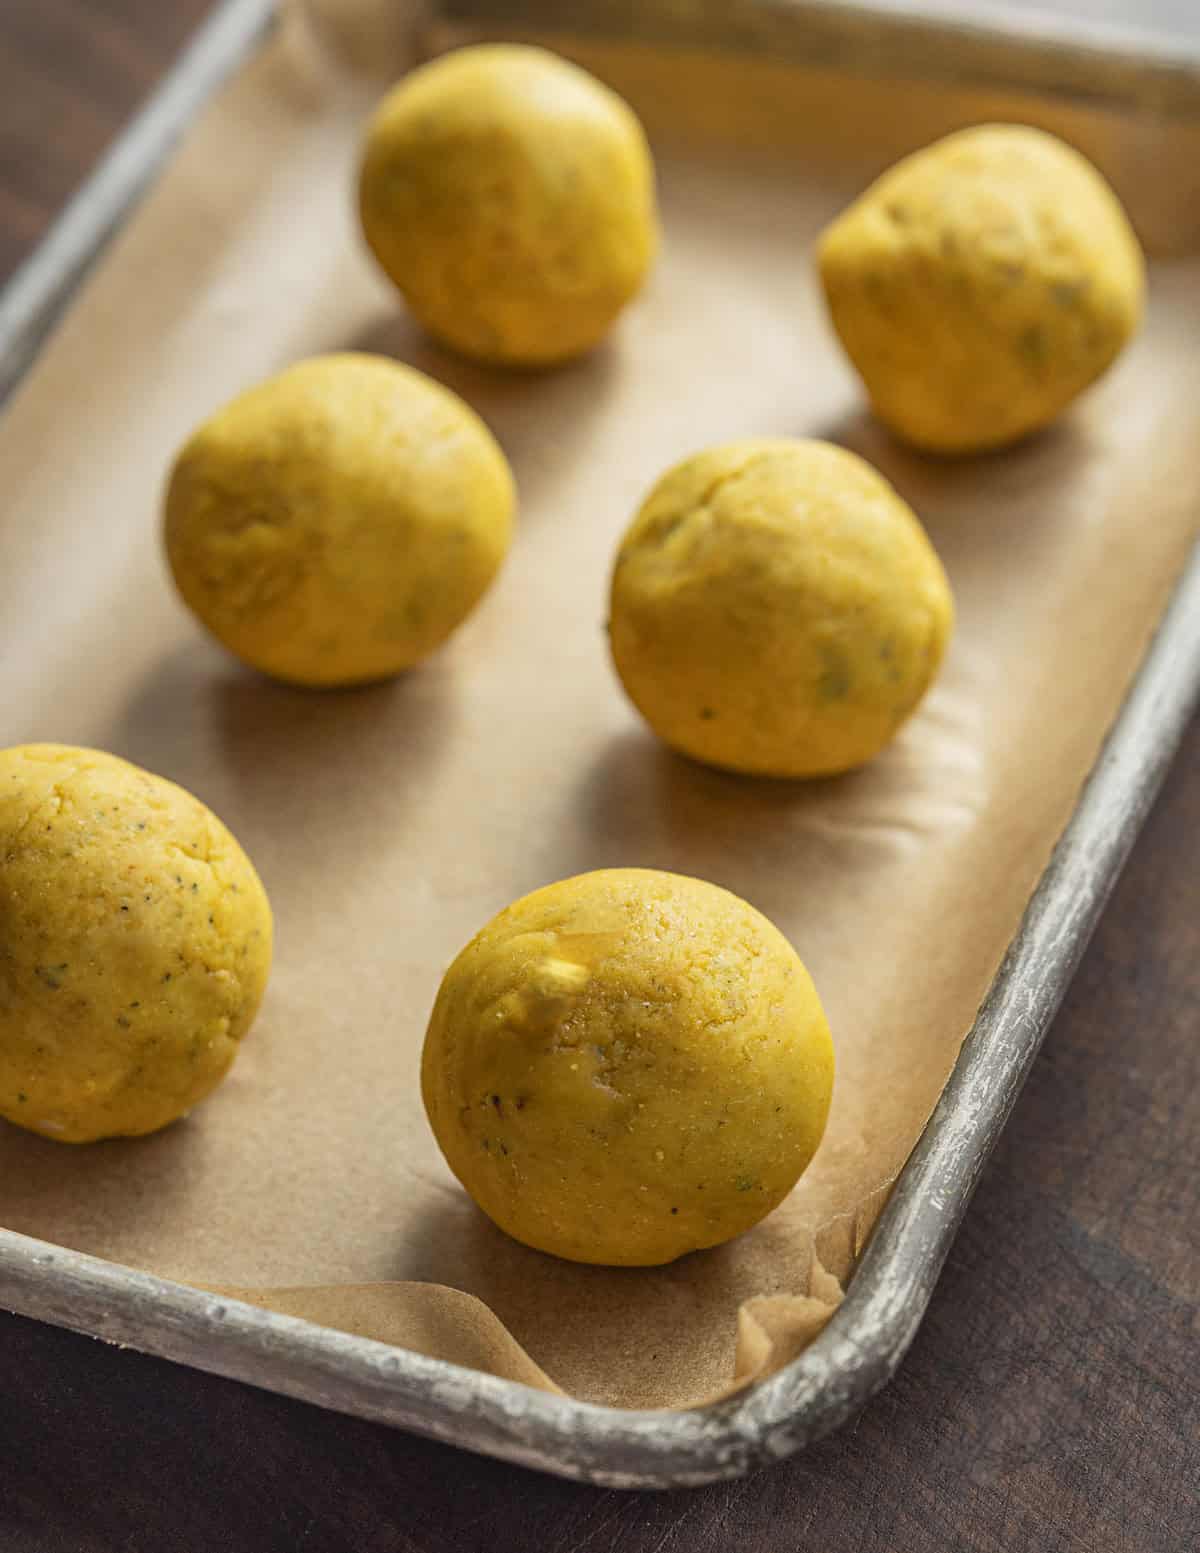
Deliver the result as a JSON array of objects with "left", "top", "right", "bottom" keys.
[
  {"left": 421, "top": 868, "right": 834, "bottom": 1266},
  {"left": 358, "top": 44, "right": 658, "bottom": 365},
  {"left": 165, "top": 353, "right": 514, "bottom": 687},
  {"left": 0, "top": 745, "right": 272, "bottom": 1143},
  {"left": 818, "top": 124, "right": 1145, "bottom": 452},
  {"left": 609, "top": 438, "right": 953, "bottom": 777}
]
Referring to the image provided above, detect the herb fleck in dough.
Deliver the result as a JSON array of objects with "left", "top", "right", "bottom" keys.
[
  {"left": 421, "top": 869, "right": 834, "bottom": 1267},
  {"left": 0, "top": 745, "right": 272, "bottom": 1143}
]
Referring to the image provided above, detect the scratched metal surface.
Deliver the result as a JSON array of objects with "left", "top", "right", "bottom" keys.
[{"left": 0, "top": 0, "right": 1198, "bottom": 1489}]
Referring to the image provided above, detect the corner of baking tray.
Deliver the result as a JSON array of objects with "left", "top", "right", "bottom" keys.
[{"left": 0, "top": 1198, "right": 929, "bottom": 1489}]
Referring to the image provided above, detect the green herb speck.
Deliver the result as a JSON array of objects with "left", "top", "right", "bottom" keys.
[
  {"left": 1051, "top": 278, "right": 1085, "bottom": 307},
  {"left": 1019, "top": 323, "right": 1048, "bottom": 369},
  {"left": 818, "top": 650, "right": 852, "bottom": 701}
]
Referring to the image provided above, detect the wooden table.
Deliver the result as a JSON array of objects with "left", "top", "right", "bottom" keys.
[{"left": 1, "top": 4, "right": 1197, "bottom": 1548}]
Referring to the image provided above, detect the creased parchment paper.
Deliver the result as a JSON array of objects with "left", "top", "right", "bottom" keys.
[{"left": 1, "top": 0, "right": 1197, "bottom": 1410}]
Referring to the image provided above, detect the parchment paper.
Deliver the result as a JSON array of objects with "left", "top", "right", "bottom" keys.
[{"left": 1, "top": 0, "right": 1197, "bottom": 1410}]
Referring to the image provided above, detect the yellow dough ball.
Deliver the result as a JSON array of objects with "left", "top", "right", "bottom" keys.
[
  {"left": 165, "top": 353, "right": 514, "bottom": 687},
  {"left": 421, "top": 868, "right": 834, "bottom": 1266},
  {"left": 609, "top": 438, "right": 953, "bottom": 778},
  {"left": 358, "top": 45, "right": 658, "bottom": 365},
  {"left": 818, "top": 124, "right": 1145, "bottom": 452},
  {"left": 0, "top": 745, "right": 272, "bottom": 1144}
]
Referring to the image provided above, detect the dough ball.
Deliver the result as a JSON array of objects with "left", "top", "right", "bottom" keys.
[
  {"left": 818, "top": 124, "right": 1145, "bottom": 452},
  {"left": 358, "top": 45, "right": 658, "bottom": 365},
  {"left": 421, "top": 868, "right": 834, "bottom": 1266},
  {"left": 165, "top": 353, "right": 514, "bottom": 687},
  {"left": 609, "top": 438, "right": 953, "bottom": 778},
  {"left": 0, "top": 745, "right": 272, "bottom": 1143}
]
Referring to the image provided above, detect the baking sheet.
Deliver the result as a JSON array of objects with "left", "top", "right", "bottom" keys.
[{"left": 1, "top": 0, "right": 1197, "bottom": 1411}]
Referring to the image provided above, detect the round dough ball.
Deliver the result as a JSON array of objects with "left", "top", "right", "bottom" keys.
[
  {"left": 421, "top": 868, "right": 834, "bottom": 1266},
  {"left": 818, "top": 124, "right": 1145, "bottom": 452},
  {"left": 358, "top": 45, "right": 658, "bottom": 366},
  {"left": 165, "top": 353, "right": 514, "bottom": 687},
  {"left": 609, "top": 438, "right": 953, "bottom": 778},
  {"left": 0, "top": 745, "right": 272, "bottom": 1143}
]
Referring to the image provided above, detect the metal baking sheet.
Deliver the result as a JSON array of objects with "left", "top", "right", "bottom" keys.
[{"left": 0, "top": 0, "right": 1198, "bottom": 1488}]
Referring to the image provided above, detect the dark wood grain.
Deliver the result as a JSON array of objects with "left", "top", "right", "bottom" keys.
[
  {"left": 1, "top": 3, "right": 1197, "bottom": 1549},
  {"left": 0, "top": 0, "right": 216, "bottom": 283}
]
